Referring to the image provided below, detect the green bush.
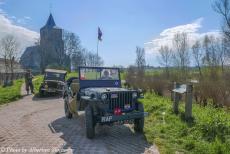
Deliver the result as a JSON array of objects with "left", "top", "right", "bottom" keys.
[
  {"left": 0, "top": 79, "right": 23, "bottom": 105},
  {"left": 141, "top": 93, "right": 230, "bottom": 154},
  {"left": 33, "top": 75, "right": 43, "bottom": 94}
]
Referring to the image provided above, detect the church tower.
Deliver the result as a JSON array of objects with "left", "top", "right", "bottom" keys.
[{"left": 40, "top": 14, "right": 65, "bottom": 72}]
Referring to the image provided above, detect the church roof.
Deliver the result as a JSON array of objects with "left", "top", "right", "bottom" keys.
[
  {"left": 46, "top": 13, "right": 56, "bottom": 27},
  {"left": 41, "top": 13, "right": 61, "bottom": 30}
]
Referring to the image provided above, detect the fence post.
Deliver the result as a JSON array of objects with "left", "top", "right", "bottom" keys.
[
  {"left": 173, "top": 82, "right": 180, "bottom": 114},
  {"left": 185, "top": 84, "right": 193, "bottom": 120}
]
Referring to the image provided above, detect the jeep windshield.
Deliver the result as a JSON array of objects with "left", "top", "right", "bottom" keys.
[
  {"left": 44, "top": 72, "right": 65, "bottom": 81},
  {"left": 79, "top": 68, "right": 119, "bottom": 80}
]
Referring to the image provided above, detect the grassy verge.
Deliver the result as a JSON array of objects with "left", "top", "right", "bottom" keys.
[
  {"left": 141, "top": 93, "right": 230, "bottom": 154},
  {"left": 33, "top": 75, "right": 44, "bottom": 94},
  {"left": 67, "top": 72, "right": 78, "bottom": 79},
  {"left": 0, "top": 79, "right": 24, "bottom": 105}
]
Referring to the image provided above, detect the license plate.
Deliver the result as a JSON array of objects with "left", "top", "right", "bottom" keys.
[
  {"left": 111, "top": 93, "right": 118, "bottom": 99},
  {"left": 114, "top": 120, "right": 134, "bottom": 125},
  {"left": 48, "top": 89, "right": 55, "bottom": 92},
  {"left": 101, "top": 116, "right": 113, "bottom": 122}
]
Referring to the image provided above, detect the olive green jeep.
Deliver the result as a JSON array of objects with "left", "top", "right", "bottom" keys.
[{"left": 63, "top": 66, "right": 147, "bottom": 139}]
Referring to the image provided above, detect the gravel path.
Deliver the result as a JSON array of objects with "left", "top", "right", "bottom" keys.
[{"left": 0, "top": 84, "right": 159, "bottom": 154}]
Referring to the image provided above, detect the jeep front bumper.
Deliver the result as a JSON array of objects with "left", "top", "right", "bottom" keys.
[
  {"left": 97, "top": 112, "right": 148, "bottom": 123},
  {"left": 40, "top": 88, "right": 64, "bottom": 92}
]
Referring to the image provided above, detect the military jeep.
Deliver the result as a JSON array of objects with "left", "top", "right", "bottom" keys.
[
  {"left": 63, "top": 66, "right": 147, "bottom": 139},
  {"left": 39, "top": 69, "right": 67, "bottom": 96}
]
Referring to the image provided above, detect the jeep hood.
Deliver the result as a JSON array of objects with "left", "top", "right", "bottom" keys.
[
  {"left": 83, "top": 87, "right": 136, "bottom": 93},
  {"left": 44, "top": 80, "right": 65, "bottom": 83}
]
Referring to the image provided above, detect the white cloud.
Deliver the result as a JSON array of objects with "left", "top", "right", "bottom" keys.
[
  {"left": 24, "top": 16, "right": 31, "bottom": 20},
  {"left": 0, "top": 14, "right": 39, "bottom": 55},
  {"left": 144, "top": 18, "right": 221, "bottom": 54}
]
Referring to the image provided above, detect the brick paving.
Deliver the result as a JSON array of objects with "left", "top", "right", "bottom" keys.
[{"left": 0, "top": 85, "right": 159, "bottom": 154}]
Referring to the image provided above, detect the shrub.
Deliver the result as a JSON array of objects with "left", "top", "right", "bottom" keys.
[{"left": 141, "top": 93, "right": 230, "bottom": 154}]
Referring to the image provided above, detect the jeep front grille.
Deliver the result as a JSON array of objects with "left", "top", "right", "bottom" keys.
[
  {"left": 107, "top": 92, "right": 134, "bottom": 111},
  {"left": 47, "top": 81, "right": 58, "bottom": 88}
]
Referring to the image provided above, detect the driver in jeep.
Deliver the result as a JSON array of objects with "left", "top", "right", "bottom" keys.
[{"left": 100, "top": 70, "right": 113, "bottom": 80}]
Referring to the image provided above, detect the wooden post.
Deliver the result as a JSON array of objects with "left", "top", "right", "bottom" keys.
[
  {"left": 185, "top": 84, "right": 193, "bottom": 120},
  {"left": 173, "top": 82, "right": 180, "bottom": 114}
]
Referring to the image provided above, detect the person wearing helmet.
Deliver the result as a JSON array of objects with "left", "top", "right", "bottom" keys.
[{"left": 25, "top": 69, "right": 34, "bottom": 95}]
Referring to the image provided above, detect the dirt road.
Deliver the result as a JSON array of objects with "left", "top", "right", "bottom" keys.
[{"left": 0, "top": 86, "right": 159, "bottom": 154}]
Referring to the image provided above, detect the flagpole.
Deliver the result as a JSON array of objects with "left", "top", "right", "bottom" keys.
[{"left": 96, "top": 38, "right": 99, "bottom": 66}]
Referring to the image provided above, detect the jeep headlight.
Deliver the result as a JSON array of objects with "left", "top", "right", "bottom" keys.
[
  {"left": 101, "top": 94, "right": 107, "bottom": 100},
  {"left": 132, "top": 92, "right": 138, "bottom": 99}
]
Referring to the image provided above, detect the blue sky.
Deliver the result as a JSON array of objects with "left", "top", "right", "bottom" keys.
[{"left": 0, "top": 0, "right": 221, "bottom": 66}]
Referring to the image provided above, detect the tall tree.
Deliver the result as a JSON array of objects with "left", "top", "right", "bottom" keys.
[
  {"left": 213, "top": 0, "right": 230, "bottom": 39},
  {"left": 192, "top": 40, "right": 203, "bottom": 76},
  {"left": 63, "top": 31, "right": 104, "bottom": 70},
  {"left": 63, "top": 31, "right": 81, "bottom": 57},
  {"left": 0, "top": 35, "right": 19, "bottom": 83},
  {"left": 135, "top": 46, "right": 146, "bottom": 84},
  {"left": 63, "top": 31, "right": 82, "bottom": 70},
  {"left": 216, "top": 37, "right": 229, "bottom": 72},
  {"left": 172, "top": 32, "right": 190, "bottom": 79},
  {"left": 84, "top": 51, "right": 104, "bottom": 67},
  {"left": 158, "top": 45, "right": 172, "bottom": 78},
  {"left": 135, "top": 47, "right": 146, "bottom": 69},
  {"left": 203, "top": 35, "right": 220, "bottom": 68}
]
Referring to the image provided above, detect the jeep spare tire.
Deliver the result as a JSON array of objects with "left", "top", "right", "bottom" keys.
[
  {"left": 134, "top": 103, "right": 144, "bottom": 133},
  {"left": 85, "top": 105, "right": 95, "bottom": 139}
]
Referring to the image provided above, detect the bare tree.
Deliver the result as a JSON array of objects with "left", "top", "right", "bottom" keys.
[
  {"left": 125, "top": 65, "right": 138, "bottom": 88},
  {"left": 172, "top": 32, "right": 190, "bottom": 79},
  {"left": 135, "top": 47, "right": 146, "bottom": 69},
  {"left": 158, "top": 45, "right": 172, "bottom": 78},
  {"left": 63, "top": 31, "right": 82, "bottom": 71},
  {"left": 71, "top": 48, "right": 85, "bottom": 69},
  {"left": 203, "top": 35, "right": 220, "bottom": 68},
  {"left": 192, "top": 40, "right": 203, "bottom": 76},
  {"left": 213, "top": 0, "right": 230, "bottom": 39},
  {"left": 218, "top": 37, "right": 230, "bottom": 72},
  {"left": 63, "top": 31, "right": 81, "bottom": 57},
  {"left": 0, "top": 35, "right": 19, "bottom": 84},
  {"left": 135, "top": 47, "right": 146, "bottom": 86},
  {"left": 84, "top": 51, "right": 104, "bottom": 67}
]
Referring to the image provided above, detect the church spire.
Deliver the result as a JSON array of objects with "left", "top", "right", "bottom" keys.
[{"left": 45, "top": 13, "right": 56, "bottom": 28}]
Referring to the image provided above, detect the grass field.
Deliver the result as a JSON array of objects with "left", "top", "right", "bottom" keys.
[
  {"left": 0, "top": 79, "right": 24, "bottom": 105},
  {"left": 141, "top": 93, "right": 230, "bottom": 154}
]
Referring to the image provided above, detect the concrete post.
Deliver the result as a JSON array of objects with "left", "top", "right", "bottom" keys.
[
  {"left": 173, "top": 82, "right": 180, "bottom": 114},
  {"left": 185, "top": 84, "right": 193, "bottom": 120}
]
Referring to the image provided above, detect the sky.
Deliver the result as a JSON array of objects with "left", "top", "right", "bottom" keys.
[{"left": 0, "top": 0, "right": 222, "bottom": 67}]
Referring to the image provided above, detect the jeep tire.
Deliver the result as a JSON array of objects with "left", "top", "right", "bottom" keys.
[
  {"left": 64, "top": 96, "right": 73, "bottom": 119},
  {"left": 134, "top": 103, "right": 144, "bottom": 133},
  {"left": 85, "top": 105, "right": 95, "bottom": 139}
]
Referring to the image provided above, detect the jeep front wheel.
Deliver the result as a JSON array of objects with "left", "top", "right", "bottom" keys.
[
  {"left": 85, "top": 105, "right": 95, "bottom": 139},
  {"left": 64, "top": 96, "right": 72, "bottom": 119},
  {"left": 134, "top": 103, "right": 144, "bottom": 133}
]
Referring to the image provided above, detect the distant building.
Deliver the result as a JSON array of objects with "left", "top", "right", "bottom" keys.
[
  {"left": 20, "top": 46, "right": 40, "bottom": 71},
  {"left": 0, "top": 58, "right": 24, "bottom": 85},
  {"left": 20, "top": 14, "right": 69, "bottom": 72}
]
